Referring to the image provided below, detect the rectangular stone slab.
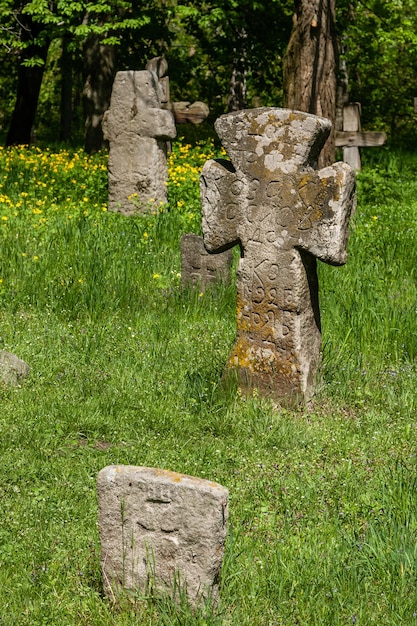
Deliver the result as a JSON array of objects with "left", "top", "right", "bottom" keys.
[
  {"left": 97, "top": 465, "right": 228, "bottom": 606},
  {"left": 180, "top": 233, "right": 233, "bottom": 291}
]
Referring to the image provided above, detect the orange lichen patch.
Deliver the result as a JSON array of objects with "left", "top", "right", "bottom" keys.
[
  {"left": 150, "top": 467, "right": 224, "bottom": 490},
  {"left": 236, "top": 294, "right": 250, "bottom": 331},
  {"left": 318, "top": 175, "right": 340, "bottom": 204},
  {"left": 226, "top": 339, "right": 303, "bottom": 405},
  {"left": 152, "top": 468, "right": 184, "bottom": 481},
  {"left": 228, "top": 335, "right": 299, "bottom": 383},
  {"left": 115, "top": 465, "right": 224, "bottom": 487}
]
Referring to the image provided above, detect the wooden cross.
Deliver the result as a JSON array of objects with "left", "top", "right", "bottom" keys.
[
  {"left": 335, "top": 103, "right": 386, "bottom": 171},
  {"left": 146, "top": 57, "right": 209, "bottom": 125},
  {"left": 200, "top": 108, "right": 356, "bottom": 404}
]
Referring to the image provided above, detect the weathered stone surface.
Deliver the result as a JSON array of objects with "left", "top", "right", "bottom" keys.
[
  {"left": 97, "top": 465, "right": 228, "bottom": 606},
  {"left": 0, "top": 350, "right": 30, "bottom": 385},
  {"left": 200, "top": 107, "right": 356, "bottom": 404},
  {"left": 180, "top": 233, "right": 233, "bottom": 291},
  {"left": 102, "top": 70, "right": 176, "bottom": 214},
  {"left": 173, "top": 101, "right": 209, "bottom": 125}
]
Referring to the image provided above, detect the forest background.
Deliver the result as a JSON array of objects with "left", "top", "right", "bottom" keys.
[{"left": 1, "top": 0, "right": 416, "bottom": 150}]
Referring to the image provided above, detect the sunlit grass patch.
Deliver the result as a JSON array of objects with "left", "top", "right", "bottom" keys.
[{"left": 1, "top": 143, "right": 417, "bottom": 624}]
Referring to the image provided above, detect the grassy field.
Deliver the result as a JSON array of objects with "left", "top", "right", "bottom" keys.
[{"left": 1, "top": 140, "right": 417, "bottom": 625}]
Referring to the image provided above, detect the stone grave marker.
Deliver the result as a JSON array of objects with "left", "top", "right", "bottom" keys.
[
  {"left": 335, "top": 102, "right": 386, "bottom": 171},
  {"left": 180, "top": 233, "right": 233, "bottom": 291},
  {"left": 102, "top": 70, "right": 176, "bottom": 215},
  {"left": 200, "top": 107, "right": 356, "bottom": 405},
  {"left": 97, "top": 465, "right": 228, "bottom": 607},
  {"left": 0, "top": 350, "right": 30, "bottom": 385}
]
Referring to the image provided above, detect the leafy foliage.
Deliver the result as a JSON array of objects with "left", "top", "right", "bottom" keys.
[
  {"left": 1, "top": 0, "right": 417, "bottom": 144},
  {"left": 171, "top": 0, "right": 293, "bottom": 114},
  {"left": 342, "top": 0, "right": 417, "bottom": 142}
]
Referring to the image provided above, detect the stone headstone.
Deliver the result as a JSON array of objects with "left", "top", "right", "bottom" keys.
[
  {"left": 180, "top": 233, "right": 233, "bottom": 291},
  {"left": 97, "top": 465, "right": 228, "bottom": 607},
  {"left": 200, "top": 107, "right": 356, "bottom": 404},
  {"left": 102, "top": 70, "right": 176, "bottom": 215},
  {"left": 0, "top": 350, "right": 30, "bottom": 385}
]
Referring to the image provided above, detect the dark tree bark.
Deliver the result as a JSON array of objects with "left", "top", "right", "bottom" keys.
[
  {"left": 228, "top": 28, "right": 248, "bottom": 112},
  {"left": 60, "top": 36, "right": 73, "bottom": 142},
  {"left": 283, "top": 0, "right": 339, "bottom": 166},
  {"left": 83, "top": 34, "right": 116, "bottom": 153},
  {"left": 6, "top": 16, "right": 49, "bottom": 146}
]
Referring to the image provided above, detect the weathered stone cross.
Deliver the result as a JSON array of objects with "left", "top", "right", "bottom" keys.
[
  {"left": 200, "top": 108, "right": 356, "bottom": 404},
  {"left": 103, "top": 70, "right": 176, "bottom": 215}
]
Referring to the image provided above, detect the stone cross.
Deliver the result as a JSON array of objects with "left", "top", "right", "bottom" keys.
[
  {"left": 102, "top": 70, "right": 176, "bottom": 215},
  {"left": 200, "top": 108, "right": 356, "bottom": 404},
  {"left": 180, "top": 233, "right": 233, "bottom": 291},
  {"left": 97, "top": 465, "right": 228, "bottom": 607}
]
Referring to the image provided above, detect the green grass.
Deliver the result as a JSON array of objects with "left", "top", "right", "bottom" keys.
[{"left": 1, "top": 142, "right": 417, "bottom": 624}]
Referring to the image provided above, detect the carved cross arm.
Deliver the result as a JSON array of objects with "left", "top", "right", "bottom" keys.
[
  {"left": 200, "top": 159, "right": 241, "bottom": 253},
  {"left": 296, "top": 162, "right": 356, "bottom": 266}
]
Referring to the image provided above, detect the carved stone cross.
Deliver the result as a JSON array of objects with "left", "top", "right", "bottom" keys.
[
  {"left": 200, "top": 108, "right": 356, "bottom": 404},
  {"left": 103, "top": 70, "right": 176, "bottom": 215}
]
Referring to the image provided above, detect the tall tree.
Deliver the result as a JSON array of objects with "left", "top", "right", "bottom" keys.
[
  {"left": 4, "top": 1, "right": 150, "bottom": 146},
  {"left": 342, "top": 0, "right": 417, "bottom": 144},
  {"left": 6, "top": 3, "right": 50, "bottom": 145},
  {"left": 283, "top": 0, "right": 339, "bottom": 166},
  {"left": 173, "top": 0, "right": 292, "bottom": 116},
  {"left": 59, "top": 35, "right": 73, "bottom": 141},
  {"left": 82, "top": 33, "right": 116, "bottom": 153}
]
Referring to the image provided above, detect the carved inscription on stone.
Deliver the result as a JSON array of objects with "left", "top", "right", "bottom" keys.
[
  {"left": 103, "top": 70, "right": 176, "bottom": 215},
  {"left": 97, "top": 465, "right": 228, "bottom": 607},
  {"left": 200, "top": 108, "right": 356, "bottom": 404},
  {"left": 180, "top": 233, "right": 233, "bottom": 291}
]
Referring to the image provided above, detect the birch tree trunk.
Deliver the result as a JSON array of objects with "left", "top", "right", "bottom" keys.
[{"left": 283, "top": 0, "right": 339, "bottom": 166}]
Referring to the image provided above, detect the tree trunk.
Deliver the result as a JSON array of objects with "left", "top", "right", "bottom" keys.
[
  {"left": 60, "top": 36, "right": 73, "bottom": 142},
  {"left": 283, "top": 0, "right": 339, "bottom": 166},
  {"left": 83, "top": 34, "right": 116, "bottom": 153},
  {"left": 6, "top": 16, "right": 49, "bottom": 146},
  {"left": 228, "top": 28, "right": 247, "bottom": 112},
  {"left": 335, "top": 38, "right": 349, "bottom": 134}
]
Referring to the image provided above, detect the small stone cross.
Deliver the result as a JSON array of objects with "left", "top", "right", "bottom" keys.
[{"left": 200, "top": 108, "right": 356, "bottom": 404}]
